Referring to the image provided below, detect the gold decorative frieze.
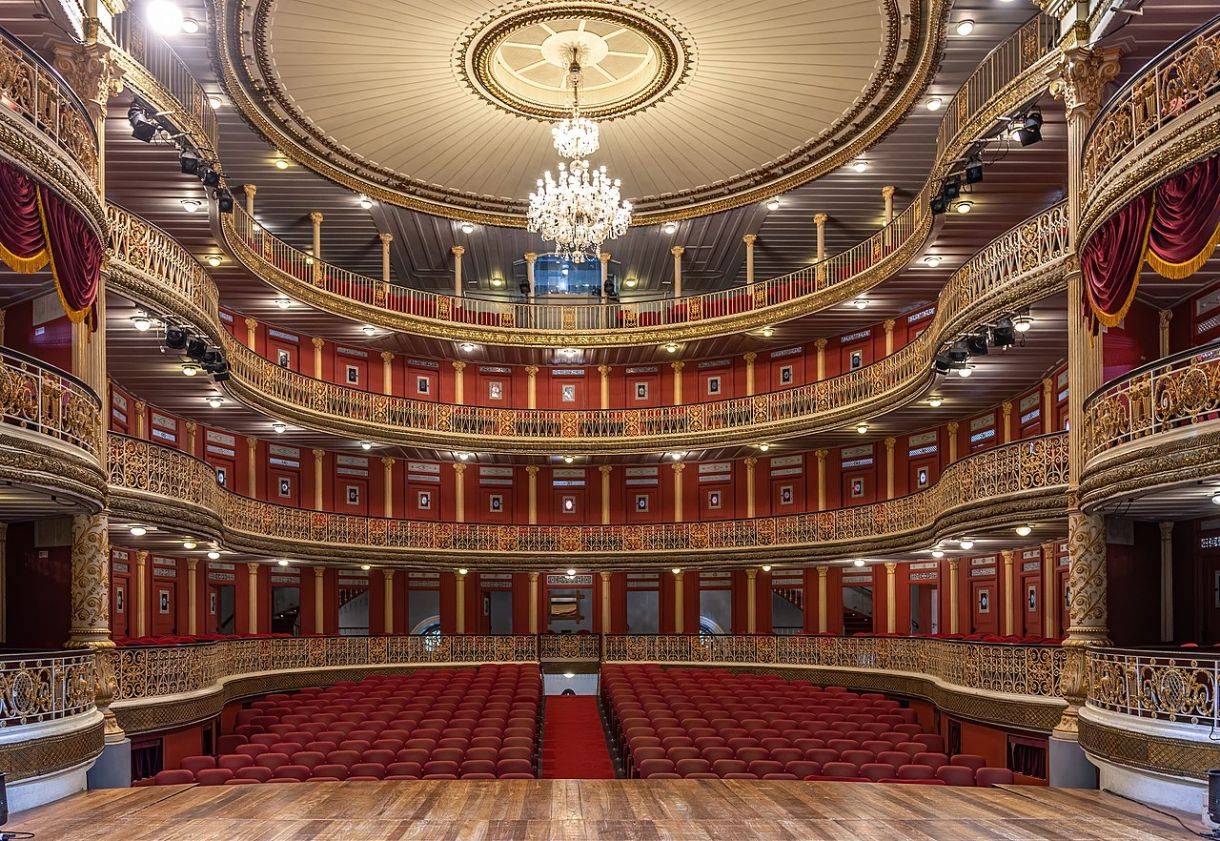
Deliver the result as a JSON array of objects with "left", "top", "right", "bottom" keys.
[{"left": 107, "top": 432, "right": 1068, "bottom": 566}]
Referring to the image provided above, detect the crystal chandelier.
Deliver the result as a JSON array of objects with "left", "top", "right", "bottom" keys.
[{"left": 527, "top": 52, "right": 631, "bottom": 263}]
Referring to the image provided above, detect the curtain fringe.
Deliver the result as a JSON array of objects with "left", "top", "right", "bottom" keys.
[
  {"left": 1088, "top": 194, "right": 1157, "bottom": 329},
  {"left": 35, "top": 188, "right": 90, "bottom": 326},
  {"left": 1146, "top": 220, "right": 1220, "bottom": 280}
]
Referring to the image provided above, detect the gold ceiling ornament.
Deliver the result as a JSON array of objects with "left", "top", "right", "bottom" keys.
[{"left": 457, "top": 2, "right": 692, "bottom": 121}]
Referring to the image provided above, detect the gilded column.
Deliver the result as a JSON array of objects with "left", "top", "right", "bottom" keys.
[
  {"left": 382, "top": 457, "right": 395, "bottom": 517},
  {"left": 453, "top": 463, "right": 466, "bottom": 523},
  {"left": 244, "top": 183, "right": 256, "bottom": 217},
  {"left": 671, "top": 246, "right": 684, "bottom": 299},
  {"left": 526, "top": 465, "right": 539, "bottom": 525},
  {"left": 524, "top": 252, "right": 538, "bottom": 303},
  {"left": 600, "top": 571, "right": 612, "bottom": 634},
  {"left": 815, "top": 339, "right": 827, "bottom": 380},
  {"left": 816, "top": 566, "right": 829, "bottom": 633},
  {"left": 745, "top": 568, "right": 758, "bottom": 634},
  {"left": 599, "top": 465, "right": 612, "bottom": 525},
  {"left": 383, "top": 569, "right": 395, "bottom": 634},
  {"left": 1002, "top": 549, "right": 1015, "bottom": 636},
  {"left": 246, "top": 438, "right": 258, "bottom": 497},
  {"left": 312, "top": 337, "right": 324, "bottom": 378},
  {"left": 134, "top": 399, "right": 146, "bottom": 439},
  {"left": 598, "top": 252, "right": 611, "bottom": 305},
  {"left": 528, "top": 571, "right": 539, "bottom": 634},
  {"left": 1042, "top": 377, "right": 1055, "bottom": 434},
  {"left": 673, "top": 570, "right": 684, "bottom": 634},
  {"left": 379, "top": 232, "right": 393, "bottom": 305},
  {"left": 883, "top": 319, "right": 895, "bottom": 355},
  {"left": 598, "top": 365, "right": 611, "bottom": 409},
  {"left": 885, "top": 563, "right": 897, "bottom": 633},
  {"left": 309, "top": 211, "right": 323, "bottom": 262},
  {"left": 884, "top": 437, "right": 896, "bottom": 500},
  {"left": 815, "top": 450, "right": 827, "bottom": 511},
  {"left": 744, "top": 457, "right": 757, "bottom": 518},
  {"left": 1001, "top": 400, "right": 1013, "bottom": 443},
  {"left": 451, "top": 245, "right": 465, "bottom": 299},
  {"left": 743, "top": 233, "right": 757, "bottom": 291},
  {"left": 134, "top": 549, "right": 147, "bottom": 638},
  {"left": 947, "top": 559, "right": 959, "bottom": 634},
  {"left": 946, "top": 422, "right": 958, "bottom": 463},
  {"left": 452, "top": 361, "right": 466, "bottom": 405},
  {"left": 67, "top": 512, "right": 120, "bottom": 739},
  {"left": 247, "top": 562, "right": 260, "bottom": 633},
  {"left": 185, "top": 421, "right": 197, "bottom": 457},
  {"left": 1158, "top": 310, "right": 1172, "bottom": 357},
  {"left": 381, "top": 351, "right": 394, "bottom": 395},
  {"left": 743, "top": 352, "right": 757, "bottom": 396},
  {"left": 1042, "top": 541, "right": 1058, "bottom": 639},
  {"left": 186, "top": 557, "right": 198, "bottom": 635},
  {"left": 244, "top": 317, "right": 258, "bottom": 348},
  {"left": 455, "top": 570, "right": 466, "bottom": 634},
  {"left": 671, "top": 360, "right": 684, "bottom": 405},
  {"left": 525, "top": 366, "right": 539, "bottom": 409},
  {"left": 312, "top": 449, "right": 325, "bottom": 511},
  {"left": 1160, "top": 522, "right": 1174, "bottom": 642},
  {"left": 814, "top": 213, "right": 828, "bottom": 282},
  {"left": 314, "top": 567, "right": 325, "bottom": 634},
  {"left": 671, "top": 462, "right": 685, "bottom": 522},
  {"left": 882, "top": 185, "right": 895, "bottom": 225}
]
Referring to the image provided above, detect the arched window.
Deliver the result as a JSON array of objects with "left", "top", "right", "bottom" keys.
[{"left": 699, "top": 616, "right": 726, "bottom": 637}]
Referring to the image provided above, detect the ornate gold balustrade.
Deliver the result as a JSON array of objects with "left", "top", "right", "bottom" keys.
[
  {"left": 1079, "top": 339, "right": 1220, "bottom": 508},
  {"left": 1080, "top": 13, "right": 1220, "bottom": 245},
  {"left": 1081, "top": 647, "right": 1220, "bottom": 781},
  {"left": 603, "top": 634, "right": 1066, "bottom": 732},
  {"left": 216, "top": 16, "right": 1057, "bottom": 348},
  {"left": 0, "top": 346, "right": 101, "bottom": 460},
  {"left": 0, "top": 25, "right": 104, "bottom": 239},
  {"left": 107, "top": 432, "right": 1068, "bottom": 567},
  {"left": 0, "top": 650, "right": 96, "bottom": 728},
  {"left": 109, "top": 634, "right": 537, "bottom": 732},
  {"left": 538, "top": 634, "right": 601, "bottom": 663},
  {"left": 109, "top": 201, "right": 1070, "bottom": 455}
]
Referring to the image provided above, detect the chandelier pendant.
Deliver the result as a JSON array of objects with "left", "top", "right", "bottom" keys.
[{"left": 527, "top": 51, "right": 632, "bottom": 263}]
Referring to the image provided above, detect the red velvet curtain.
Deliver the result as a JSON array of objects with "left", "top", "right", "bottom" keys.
[
  {"left": 0, "top": 159, "right": 101, "bottom": 326},
  {"left": 1081, "top": 192, "right": 1153, "bottom": 330},
  {"left": 1146, "top": 154, "right": 1220, "bottom": 279}
]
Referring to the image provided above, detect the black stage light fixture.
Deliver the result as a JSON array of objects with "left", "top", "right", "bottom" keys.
[
  {"left": 201, "top": 349, "right": 221, "bottom": 367},
  {"left": 1014, "top": 107, "right": 1043, "bottom": 147},
  {"left": 127, "top": 105, "right": 158, "bottom": 142},
  {"left": 992, "top": 317, "right": 1016, "bottom": 349},
  {"left": 965, "top": 155, "right": 984, "bottom": 184},
  {"left": 930, "top": 192, "right": 947, "bottom": 215},
  {"left": 965, "top": 333, "right": 990, "bottom": 356},
  {"left": 179, "top": 148, "right": 201, "bottom": 175},
  {"left": 214, "top": 188, "right": 234, "bottom": 214},
  {"left": 948, "top": 340, "right": 969, "bottom": 364},
  {"left": 933, "top": 352, "right": 952, "bottom": 375},
  {"left": 212, "top": 370, "right": 230, "bottom": 384},
  {"left": 943, "top": 176, "right": 961, "bottom": 200},
  {"left": 519, "top": 281, "right": 530, "bottom": 295},
  {"left": 186, "top": 337, "right": 208, "bottom": 360},
  {"left": 165, "top": 325, "right": 189, "bottom": 350},
  {"left": 198, "top": 165, "right": 221, "bottom": 188}
]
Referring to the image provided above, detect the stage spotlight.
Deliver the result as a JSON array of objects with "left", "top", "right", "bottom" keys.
[
  {"left": 948, "top": 340, "right": 969, "bottom": 364},
  {"left": 943, "top": 176, "right": 961, "bottom": 200},
  {"left": 965, "top": 156, "right": 983, "bottom": 184},
  {"left": 933, "top": 352, "right": 952, "bottom": 375},
  {"left": 127, "top": 105, "right": 158, "bottom": 142},
  {"left": 198, "top": 166, "right": 221, "bottom": 187},
  {"left": 186, "top": 337, "right": 208, "bottom": 360},
  {"left": 179, "top": 148, "right": 201, "bottom": 174},
  {"left": 1014, "top": 107, "right": 1043, "bottom": 146},
  {"left": 215, "top": 188, "right": 234, "bottom": 214},
  {"left": 930, "top": 192, "right": 947, "bottom": 215},
  {"left": 165, "top": 325, "right": 189, "bottom": 350},
  {"left": 965, "top": 333, "right": 989, "bottom": 356},
  {"left": 992, "top": 317, "right": 1016, "bottom": 348}
]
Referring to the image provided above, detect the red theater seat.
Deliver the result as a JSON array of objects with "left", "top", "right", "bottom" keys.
[
  {"left": 975, "top": 768, "right": 1015, "bottom": 787},
  {"left": 194, "top": 768, "right": 234, "bottom": 786},
  {"left": 153, "top": 769, "right": 195, "bottom": 785}
]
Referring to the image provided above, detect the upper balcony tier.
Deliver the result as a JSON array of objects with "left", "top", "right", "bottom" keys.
[{"left": 108, "top": 202, "right": 1070, "bottom": 455}]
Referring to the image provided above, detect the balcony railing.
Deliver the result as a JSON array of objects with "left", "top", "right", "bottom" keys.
[
  {"left": 1083, "top": 13, "right": 1220, "bottom": 221},
  {"left": 107, "top": 432, "right": 1068, "bottom": 561},
  {"left": 603, "top": 634, "right": 1066, "bottom": 700},
  {"left": 538, "top": 634, "right": 601, "bottom": 663},
  {"left": 1087, "top": 647, "right": 1220, "bottom": 725},
  {"left": 1082, "top": 338, "right": 1220, "bottom": 463},
  {"left": 0, "top": 650, "right": 96, "bottom": 726},
  {"left": 0, "top": 347, "right": 101, "bottom": 459},
  {"left": 110, "top": 635, "right": 539, "bottom": 702},
  {"left": 134, "top": 200, "right": 1068, "bottom": 452},
  {"left": 0, "top": 25, "right": 98, "bottom": 181}
]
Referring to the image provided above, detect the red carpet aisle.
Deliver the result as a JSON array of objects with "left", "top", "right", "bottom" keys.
[{"left": 540, "top": 696, "right": 617, "bottom": 779}]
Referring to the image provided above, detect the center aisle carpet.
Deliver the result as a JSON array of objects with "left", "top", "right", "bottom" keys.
[{"left": 540, "top": 696, "right": 618, "bottom": 779}]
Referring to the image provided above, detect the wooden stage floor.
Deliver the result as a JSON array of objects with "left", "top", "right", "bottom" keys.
[{"left": 9, "top": 779, "right": 1201, "bottom": 840}]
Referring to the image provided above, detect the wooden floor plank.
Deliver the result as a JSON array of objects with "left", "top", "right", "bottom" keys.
[{"left": 7, "top": 781, "right": 1200, "bottom": 841}]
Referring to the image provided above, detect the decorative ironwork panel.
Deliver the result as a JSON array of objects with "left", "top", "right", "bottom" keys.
[{"left": 0, "top": 650, "right": 96, "bottom": 726}]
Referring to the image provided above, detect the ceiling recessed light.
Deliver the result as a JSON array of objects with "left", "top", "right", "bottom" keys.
[
  {"left": 1212, "top": 493, "right": 1220, "bottom": 506},
  {"left": 662, "top": 221, "right": 678, "bottom": 235},
  {"left": 765, "top": 198, "right": 781, "bottom": 211},
  {"left": 761, "top": 564, "right": 772, "bottom": 572},
  {"left": 1015, "top": 525, "right": 1033, "bottom": 537},
  {"left": 358, "top": 195, "right": 373, "bottom": 210},
  {"left": 361, "top": 325, "right": 377, "bottom": 336},
  {"left": 922, "top": 255, "right": 942, "bottom": 267},
  {"left": 272, "top": 421, "right": 287, "bottom": 434},
  {"left": 927, "top": 396, "right": 943, "bottom": 408},
  {"left": 853, "top": 559, "right": 866, "bottom": 567},
  {"left": 955, "top": 201, "right": 973, "bottom": 215},
  {"left": 856, "top": 423, "right": 869, "bottom": 434},
  {"left": 672, "top": 567, "right": 681, "bottom": 575},
  {"left": 458, "top": 567, "right": 468, "bottom": 575},
  {"left": 129, "top": 526, "right": 147, "bottom": 536},
  {"left": 566, "top": 568, "right": 576, "bottom": 577},
  {"left": 490, "top": 276, "right": 504, "bottom": 288},
  {"left": 277, "top": 559, "right": 289, "bottom": 567},
  {"left": 181, "top": 363, "right": 201, "bottom": 376},
  {"left": 359, "top": 441, "right": 373, "bottom": 451},
  {"left": 758, "top": 443, "right": 770, "bottom": 452},
  {"left": 456, "top": 452, "right": 472, "bottom": 461},
  {"left": 180, "top": 199, "right": 201, "bottom": 213},
  {"left": 663, "top": 342, "right": 679, "bottom": 353},
  {"left": 181, "top": 17, "right": 200, "bottom": 33},
  {"left": 562, "top": 455, "right": 575, "bottom": 463},
  {"left": 206, "top": 255, "right": 222, "bottom": 267},
  {"left": 853, "top": 298, "right": 869, "bottom": 310},
  {"left": 956, "top": 19, "right": 975, "bottom": 35},
  {"left": 207, "top": 95, "right": 223, "bottom": 110},
  {"left": 1013, "top": 313, "right": 1033, "bottom": 333},
  {"left": 851, "top": 160, "right": 869, "bottom": 172},
  {"left": 931, "top": 549, "right": 945, "bottom": 558},
  {"left": 275, "top": 298, "right": 291, "bottom": 309},
  {"left": 459, "top": 342, "right": 477, "bottom": 353},
  {"left": 760, "top": 326, "right": 775, "bottom": 338},
  {"left": 957, "top": 364, "right": 975, "bottom": 378},
  {"left": 207, "top": 550, "right": 221, "bottom": 560},
  {"left": 559, "top": 348, "right": 578, "bottom": 356},
  {"left": 926, "top": 97, "right": 943, "bottom": 112},
  {"left": 668, "top": 452, "right": 683, "bottom": 461},
  {"left": 959, "top": 539, "right": 974, "bottom": 550},
  {"left": 207, "top": 395, "right": 223, "bottom": 408},
  {"left": 563, "top": 671, "right": 575, "bottom": 679},
  {"left": 460, "top": 222, "right": 475, "bottom": 234},
  {"left": 361, "top": 564, "right": 372, "bottom": 571},
  {"left": 183, "top": 540, "right": 197, "bottom": 550},
  {"left": 274, "top": 159, "right": 289, "bottom": 170},
  {"left": 623, "top": 277, "right": 638, "bottom": 288},
  {"left": 145, "top": 0, "right": 184, "bottom": 35},
  {"left": 131, "top": 313, "right": 152, "bottom": 331}
]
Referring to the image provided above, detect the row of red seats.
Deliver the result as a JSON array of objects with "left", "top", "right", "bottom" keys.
[{"left": 155, "top": 666, "right": 541, "bottom": 784}]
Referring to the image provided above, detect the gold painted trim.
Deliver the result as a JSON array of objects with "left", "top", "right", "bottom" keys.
[
  {"left": 1079, "top": 716, "right": 1220, "bottom": 782},
  {"left": 0, "top": 717, "right": 104, "bottom": 782}
]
